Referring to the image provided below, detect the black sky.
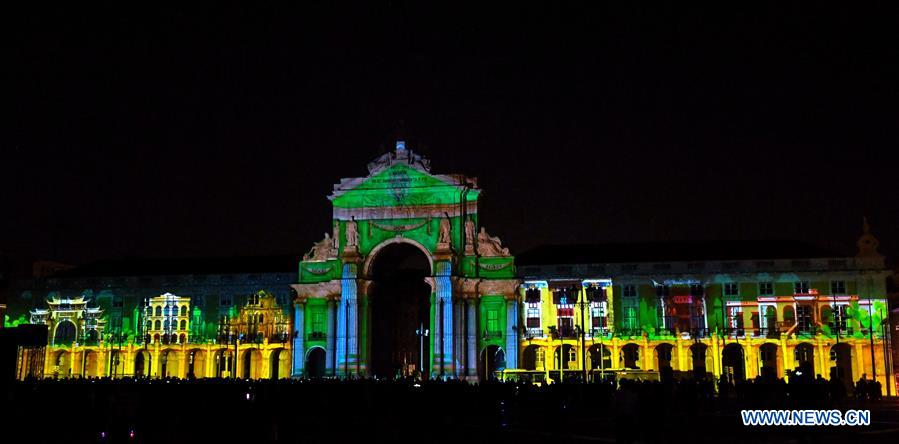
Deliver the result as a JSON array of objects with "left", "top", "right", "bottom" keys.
[{"left": 4, "top": 3, "right": 899, "bottom": 266}]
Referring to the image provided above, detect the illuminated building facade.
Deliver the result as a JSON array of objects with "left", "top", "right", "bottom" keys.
[
  {"left": 6, "top": 257, "right": 296, "bottom": 379},
  {"left": 4, "top": 142, "right": 894, "bottom": 394},
  {"left": 516, "top": 231, "right": 894, "bottom": 394}
]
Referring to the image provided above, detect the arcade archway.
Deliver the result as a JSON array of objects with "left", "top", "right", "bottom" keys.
[
  {"left": 722, "top": 343, "right": 745, "bottom": 382},
  {"left": 368, "top": 242, "right": 432, "bottom": 379},
  {"left": 479, "top": 345, "right": 505, "bottom": 380},
  {"left": 305, "top": 347, "right": 326, "bottom": 378}
]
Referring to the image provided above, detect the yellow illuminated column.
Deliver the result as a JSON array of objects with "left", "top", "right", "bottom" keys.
[
  {"left": 642, "top": 338, "right": 651, "bottom": 370},
  {"left": 180, "top": 350, "right": 188, "bottom": 379}
]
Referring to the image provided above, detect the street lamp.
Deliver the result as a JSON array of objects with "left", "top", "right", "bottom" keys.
[{"left": 415, "top": 323, "right": 429, "bottom": 378}]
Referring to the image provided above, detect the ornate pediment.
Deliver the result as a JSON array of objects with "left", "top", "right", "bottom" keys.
[{"left": 328, "top": 143, "right": 479, "bottom": 217}]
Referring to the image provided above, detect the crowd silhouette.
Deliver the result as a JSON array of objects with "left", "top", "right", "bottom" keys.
[{"left": 4, "top": 370, "right": 888, "bottom": 444}]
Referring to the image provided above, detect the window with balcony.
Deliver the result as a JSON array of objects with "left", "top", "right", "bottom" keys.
[
  {"left": 759, "top": 282, "right": 774, "bottom": 296},
  {"left": 526, "top": 304, "right": 541, "bottom": 329},
  {"left": 487, "top": 309, "right": 500, "bottom": 336},
  {"left": 312, "top": 312, "right": 324, "bottom": 335}
]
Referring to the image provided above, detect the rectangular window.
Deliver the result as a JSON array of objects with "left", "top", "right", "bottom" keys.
[
  {"left": 624, "top": 306, "right": 638, "bottom": 330},
  {"left": 831, "top": 280, "right": 846, "bottom": 295},
  {"left": 622, "top": 285, "right": 637, "bottom": 298},
  {"left": 623, "top": 285, "right": 637, "bottom": 298},
  {"left": 112, "top": 296, "right": 123, "bottom": 309},
  {"left": 526, "top": 304, "right": 540, "bottom": 329},
  {"left": 312, "top": 312, "right": 324, "bottom": 333},
  {"left": 724, "top": 283, "right": 739, "bottom": 297},
  {"left": 759, "top": 282, "right": 774, "bottom": 296},
  {"left": 797, "top": 305, "right": 813, "bottom": 331},
  {"left": 591, "top": 302, "right": 607, "bottom": 329},
  {"left": 487, "top": 309, "right": 500, "bottom": 334},
  {"left": 794, "top": 281, "right": 810, "bottom": 294},
  {"left": 219, "top": 295, "right": 232, "bottom": 307}
]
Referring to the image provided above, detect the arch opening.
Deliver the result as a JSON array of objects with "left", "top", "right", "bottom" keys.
[{"left": 368, "top": 242, "right": 432, "bottom": 379}]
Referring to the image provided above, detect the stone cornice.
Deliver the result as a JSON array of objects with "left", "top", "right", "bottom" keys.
[{"left": 290, "top": 281, "right": 341, "bottom": 300}]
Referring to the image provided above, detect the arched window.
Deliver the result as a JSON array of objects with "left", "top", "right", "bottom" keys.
[
  {"left": 180, "top": 306, "right": 187, "bottom": 316},
  {"left": 180, "top": 320, "right": 187, "bottom": 330},
  {"left": 180, "top": 333, "right": 187, "bottom": 344},
  {"left": 154, "top": 320, "right": 161, "bottom": 330},
  {"left": 163, "top": 320, "right": 170, "bottom": 331},
  {"left": 153, "top": 334, "right": 160, "bottom": 343},
  {"left": 155, "top": 306, "right": 162, "bottom": 316},
  {"left": 259, "top": 314, "right": 264, "bottom": 324}
]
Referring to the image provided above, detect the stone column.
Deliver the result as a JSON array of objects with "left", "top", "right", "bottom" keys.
[
  {"left": 336, "top": 297, "right": 347, "bottom": 378},
  {"left": 326, "top": 298, "right": 337, "bottom": 376},
  {"left": 505, "top": 298, "right": 518, "bottom": 369},
  {"left": 292, "top": 300, "right": 306, "bottom": 377},
  {"left": 436, "top": 261, "right": 453, "bottom": 376},
  {"left": 431, "top": 292, "right": 441, "bottom": 375},
  {"left": 453, "top": 299, "right": 463, "bottom": 377},
  {"left": 340, "top": 265, "right": 359, "bottom": 377},
  {"left": 466, "top": 298, "right": 478, "bottom": 378}
]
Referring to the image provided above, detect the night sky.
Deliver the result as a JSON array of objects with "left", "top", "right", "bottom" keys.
[{"left": 5, "top": 3, "right": 899, "bottom": 266}]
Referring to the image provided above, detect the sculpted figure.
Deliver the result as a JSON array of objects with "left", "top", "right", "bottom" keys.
[
  {"left": 332, "top": 221, "right": 340, "bottom": 250},
  {"left": 346, "top": 218, "right": 359, "bottom": 247},
  {"left": 477, "top": 226, "right": 510, "bottom": 257},
  {"left": 438, "top": 214, "right": 451, "bottom": 245},
  {"left": 464, "top": 218, "right": 476, "bottom": 246},
  {"left": 304, "top": 233, "right": 334, "bottom": 261}
]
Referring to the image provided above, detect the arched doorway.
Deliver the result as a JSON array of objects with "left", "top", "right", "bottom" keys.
[
  {"left": 270, "top": 348, "right": 288, "bottom": 379},
  {"left": 794, "top": 342, "right": 815, "bottom": 376},
  {"left": 588, "top": 344, "right": 612, "bottom": 370},
  {"left": 54, "top": 320, "right": 76, "bottom": 346},
  {"left": 689, "top": 343, "right": 708, "bottom": 378},
  {"left": 621, "top": 343, "right": 641, "bottom": 369},
  {"left": 109, "top": 350, "right": 123, "bottom": 377},
  {"left": 52, "top": 351, "right": 71, "bottom": 378},
  {"left": 521, "top": 345, "right": 542, "bottom": 370},
  {"left": 134, "top": 350, "right": 151, "bottom": 378},
  {"left": 368, "top": 242, "right": 432, "bottom": 379},
  {"left": 214, "top": 350, "right": 234, "bottom": 378},
  {"left": 82, "top": 350, "right": 100, "bottom": 377},
  {"left": 722, "top": 343, "right": 745, "bottom": 382},
  {"left": 831, "top": 343, "right": 852, "bottom": 383},
  {"left": 305, "top": 347, "right": 326, "bottom": 378},
  {"left": 242, "top": 349, "right": 263, "bottom": 379},
  {"left": 479, "top": 345, "right": 505, "bottom": 380},
  {"left": 187, "top": 349, "right": 205, "bottom": 378},
  {"left": 160, "top": 350, "right": 179, "bottom": 378},
  {"left": 759, "top": 343, "right": 780, "bottom": 379},
  {"left": 654, "top": 344, "right": 674, "bottom": 372}
]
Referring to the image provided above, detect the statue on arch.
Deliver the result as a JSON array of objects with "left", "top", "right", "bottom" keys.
[
  {"left": 437, "top": 213, "right": 452, "bottom": 245},
  {"left": 477, "top": 226, "right": 510, "bottom": 257},
  {"left": 332, "top": 220, "right": 340, "bottom": 250},
  {"left": 346, "top": 217, "right": 359, "bottom": 247},
  {"left": 304, "top": 233, "right": 335, "bottom": 262},
  {"left": 464, "top": 217, "right": 476, "bottom": 246}
]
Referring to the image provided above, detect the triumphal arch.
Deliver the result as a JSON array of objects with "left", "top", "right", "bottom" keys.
[{"left": 290, "top": 142, "right": 520, "bottom": 379}]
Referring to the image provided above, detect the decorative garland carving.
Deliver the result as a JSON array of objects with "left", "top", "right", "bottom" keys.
[
  {"left": 302, "top": 264, "right": 334, "bottom": 275},
  {"left": 369, "top": 219, "right": 430, "bottom": 233}
]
